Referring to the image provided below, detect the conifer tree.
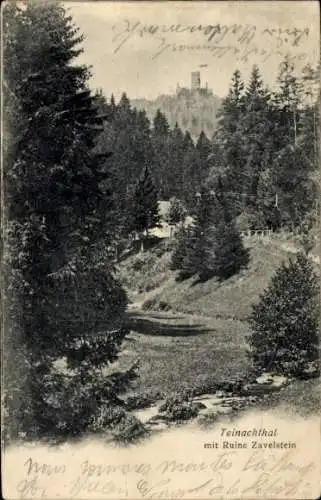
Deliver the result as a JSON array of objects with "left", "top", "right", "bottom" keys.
[
  {"left": 182, "top": 130, "right": 194, "bottom": 151},
  {"left": 3, "top": 1, "right": 131, "bottom": 439},
  {"left": 212, "top": 70, "right": 247, "bottom": 212},
  {"left": 153, "top": 109, "right": 170, "bottom": 136},
  {"left": 300, "top": 63, "right": 320, "bottom": 170},
  {"left": 171, "top": 185, "right": 249, "bottom": 281},
  {"left": 242, "top": 65, "right": 275, "bottom": 218},
  {"left": 196, "top": 131, "right": 211, "bottom": 165},
  {"left": 105, "top": 93, "right": 153, "bottom": 220},
  {"left": 197, "top": 186, "right": 249, "bottom": 281},
  {"left": 109, "top": 93, "right": 117, "bottom": 120},
  {"left": 274, "top": 55, "right": 304, "bottom": 148},
  {"left": 168, "top": 122, "right": 185, "bottom": 198},
  {"left": 180, "top": 131, "right": 199, "bottom": 207},
  {"left": 167, "top": 197, "right": 187, "bottom": 228},
  {"left": 170, "top": 225, "right": 194, "bottom": 279},
  {"left": 271, "top": 145, "right": 317, "bottom": 229},
  {"left": 256, "top": 169, "right": 281, "bottom": 230},
  {"left": 130, "top": 166, "right": 160, "bottom": 245},
  {"left": 151, "top": 110, "right": 171, "bottom": 198},
  {"left": 248, "top": 252, "right": 319, "bottom": 377}
]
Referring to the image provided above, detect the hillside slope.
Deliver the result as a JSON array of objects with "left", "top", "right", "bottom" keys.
[
  {"left": 132, "top": 90, "right": 221, "bottom": 140},
  {"left": 118, "top": 235, "right": 318, "bottom": 320}
]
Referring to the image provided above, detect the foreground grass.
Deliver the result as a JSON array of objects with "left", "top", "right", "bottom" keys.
[
  {"left": 117, "top": 311, "right": 250, "bottom": 400},
  {"left": 117, "top": 234, "right": 320, "bottom": 408},
  {"left": 257, "top": 377, "right": 321, "bottom": 417}
]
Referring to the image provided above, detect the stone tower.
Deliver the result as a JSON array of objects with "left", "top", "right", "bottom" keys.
[{"left": 191, "top": 71, "right": 201, "bottom": 90}]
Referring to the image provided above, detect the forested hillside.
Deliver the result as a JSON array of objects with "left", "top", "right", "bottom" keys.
[
  {"left": 3, "top": 0, "right": 320, "bottom": 445},
  {"left": 132, "top": 90, "right": 221, "bottom": 140},
  {"left": 95, "top": 59, "right": 319, "bottom": 233}
]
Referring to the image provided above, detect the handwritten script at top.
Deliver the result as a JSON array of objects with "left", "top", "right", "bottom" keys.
[
  {"left": 15, "top": 449, "right": 316, "bottom": 499},
  {"left": 111, "top": 20, "right": 310, "bottom": 62}
]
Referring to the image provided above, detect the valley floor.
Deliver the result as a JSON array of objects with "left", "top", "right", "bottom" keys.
[
  {"left": 121, "top": 309, "right": 249, "bottom": 398},
  {"left": 116, "top": 234, "right": 320, "bottom": 416}
]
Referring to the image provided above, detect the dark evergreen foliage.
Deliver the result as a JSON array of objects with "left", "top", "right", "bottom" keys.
[
  {"left": 130, "top": 166, "right": 160, "bottom": 240},
  {"left": 167, "top": 197, "right": 187, "bottom": 227},
  {"left": 3, "top": 1, "right": 132, "bottom": 441},
  {"left": 171, "top": 186, "right": 249, "bottom": 282},
  {"left": 247, "top": 253, "right": 319, "bottom": 377}
]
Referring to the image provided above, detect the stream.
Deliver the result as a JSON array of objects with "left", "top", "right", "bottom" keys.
[{"left": 126, "top": 308, "right": 290, "bottom": 433}]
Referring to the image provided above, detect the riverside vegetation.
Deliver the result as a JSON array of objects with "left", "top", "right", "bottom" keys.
[{"left": 2, "top": 1, "right": 320, "bottom": 445}]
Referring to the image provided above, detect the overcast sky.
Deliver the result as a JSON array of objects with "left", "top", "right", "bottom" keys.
[{"left": 68, "top": 1, "right": 320, "bottom": 101}]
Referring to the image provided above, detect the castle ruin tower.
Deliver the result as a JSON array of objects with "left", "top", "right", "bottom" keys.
[{"left": 191, "top": 71, "right": 201, "bottom": 90}]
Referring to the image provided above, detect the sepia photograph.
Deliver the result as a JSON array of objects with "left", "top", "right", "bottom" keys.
[{"left": 1, "top": 1, "right": 321, "bottom": 498}]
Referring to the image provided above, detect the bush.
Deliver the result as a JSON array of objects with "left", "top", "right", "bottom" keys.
[
  {"left": 132, "top": 257, "right": 146, "bottom": 271},
  {"left": 167, "top": 197, "right": 187, "bottom": 226},
  {"left": 236, "top": 211, "right": 261, "bottom": 232},
  {"left": 89, "top": 404, "right": 147, "bottom": 443},
  {"left": 170, "top": 226, "right": 192, "bottom": 272},
  {"left": 247, "top": 252, "right": 319, "bottom": 377},
  {"left": 159, "top": 301, "right": 171, "bottom": 311},
  {"left": 125, "top": 393, "right": 157, "bottom": 411},
  {"left": 5, "top": 359, "right": 139, "bottom": 441},
  {"left": 142, "top": 297, "right": 159, "bottom": 311},
  {"left": 159, "top": 392, "right": 199, "bottom": 422},
  {"left": 112, "top": 414, "right": 147, "bottom": 444}
]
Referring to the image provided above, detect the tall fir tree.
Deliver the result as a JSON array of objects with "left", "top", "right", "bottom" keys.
[
  {"left": 167, "top": 197, "right": 187, "bottom": 228},
  {"left": 271, "top": 145, "right": 317, "bottom": 229},
  {"left": 168, "top": 122, "right": 185, "bottom": 198},
  {"left": 153, "top": 109, "right": 170, "bottom": 136},
  {"left": 241, "top": 65, "right": 275, "bottom": 218},
  {"left": 196, "top": 131, "right": 211, "bottom": 165},
  {"left": 182, "top": 130, "right": 194, "bottom": 151},
  {"left": 3, "top": 1, "right": 131, "bottom": 439},
  {"left": 300, "top": 63, "right": 320, "bottom": 170},
  {"left": 172, "top": 185, "right": 249, "bottom": 281},
  {"left": 181, "top": 131, "right": 198, "bottom": 207},
  {"left": 151, "top": 110, "right": 171, "bottom": 198},
  {"left": 199, "top": 185, "right": 249, "bottom": 281},
  {"left": 212, "top": 70, "right": 247, "bottom": 213},
  {"left": 130, "top": 166, "right": 160, "bottom": 246},
  {"left": 195, "top": 131, "right": 211, "bottom": 190},
  {"left": 103, "top": 93, "right": 153, "bottom": 230},
  {"left": 274, "top": 55, "right": 304, "bottom": 149}
]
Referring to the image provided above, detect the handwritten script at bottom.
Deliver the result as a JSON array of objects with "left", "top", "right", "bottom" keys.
[{"left": 13, "top": 449, "right": 316, "bottom": 499}]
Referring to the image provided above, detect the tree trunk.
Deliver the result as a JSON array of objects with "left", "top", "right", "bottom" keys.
[
  {"left": 140, "top": 236, "right": 144, "bottom": 252},
  {"left": 293, "top": 109, "right": 297, "bottom": 146}
]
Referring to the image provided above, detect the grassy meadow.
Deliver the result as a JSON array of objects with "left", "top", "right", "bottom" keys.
[{"left": 116, "top": 233, "right": 320, "bottom": 409}]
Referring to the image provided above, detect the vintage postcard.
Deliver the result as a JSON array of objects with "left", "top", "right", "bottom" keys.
[{"left": 1, "top": 0, "right": 321, "bottom": 498}]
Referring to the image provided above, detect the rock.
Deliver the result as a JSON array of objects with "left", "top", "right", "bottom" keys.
[
  {"left": 148, "top": 415, "right": 166, "bottom": 424},
  {"left": 220, "top": 382, "right": 235, "bottom": 392},
  {"left": 217, "top": 406, "right": 233, "bottom": 415},
  {"left": 240, "top": 373, "right": 289, "bottom": 396},
  {"left": 192, "top": 401, "right": 207, "bottom": 411},
  {"left": 270, "top": 375, "right": 288, "bottom": 387},
  {"left": 198, "top": 410, "right": 219, "bottom": 423},
  {"left": 146, "top": 421, "right": 168, "bottom": 431},
  {"left": 256, "top": 373, "right": 274, "bottom": 385},
  {"left": 302, "top": 362, "right": 319, "bottom": 378},
  {"left": 256, "top": 373, "right": 288, "bottom": 388},
  {"left": 244, "top": 384, "right": 280, "bottom": 395}
]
